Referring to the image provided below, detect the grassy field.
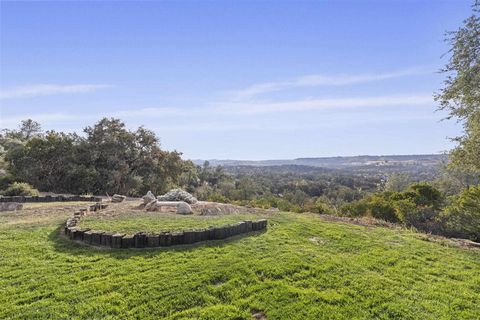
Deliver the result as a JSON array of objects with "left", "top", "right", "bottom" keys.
[
  {"left": 1, "top": 202, "right": 479, "bottom": 319},
  {"left": 79, "top": 211, "right": 266, "bottom": 234}
]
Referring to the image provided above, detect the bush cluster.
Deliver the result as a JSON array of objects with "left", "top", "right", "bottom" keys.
[
  {"left": 1, "top": 182, "right": 39, "bottom": 197},
  {"left": 340, "top": 183, "right": 442, "bottom": 225},
  {"left": 340, "top": 182, "right": 480, "bottom": 241}
]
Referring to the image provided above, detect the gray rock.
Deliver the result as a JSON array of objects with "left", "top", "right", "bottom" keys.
[
  {"left": 0, "top": 202, "right": 23, "bottom": 212},
  {"left": 191, "top": 201, "right": 241, "bottom": 215},
  {"left": 177, "top": 202, "right": 193, "bottom": 214},
  {"left": 111, "top": 194, "right": 126, "bottom": 203},
  {"left": 144, "top": 199, "right": 157, "bottom": 211},
  {"left": 157, "top": 189, "right": 197, "bottom": 204},
  {"left": 147, "top": 200, "right": 193, "bottom": 214},
  {"left": 143, "top": 191, "right": 155, "bottom": 204}
]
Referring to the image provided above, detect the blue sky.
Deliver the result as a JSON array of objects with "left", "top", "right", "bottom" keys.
[{"left": 0, "top": 0, "right": 474, "bottom": 160}]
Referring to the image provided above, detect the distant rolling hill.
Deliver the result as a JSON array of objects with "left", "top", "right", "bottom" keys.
[
  {"left": 193, "top": 154, "right": 446, "bottom": 168},
  {"left": 192, "top": 154, "right": 448, "bottom": 177}
]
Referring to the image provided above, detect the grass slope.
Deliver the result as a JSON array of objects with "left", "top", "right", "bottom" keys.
[{"left": 0, "top": 203, "right": 479, "bottom": 319}]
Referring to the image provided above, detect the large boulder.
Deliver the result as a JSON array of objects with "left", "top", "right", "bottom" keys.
[
  {"left": 157, "top": 189, "right": 198, "bottom": 204},
  {"left": 177, "top": 202, "right": 193, "bottom": 214},
  {"left": 0, "top": 202, "right": 23, "bottom": 212},
  {"left": 142, "top": 191, "right": 155, "bottom": 204},
  {"left": 111, "top": 194, "right": 127, "bottom": 203},
  {"left": 146, "top": 201, "right": 193, "bottom": 214}
]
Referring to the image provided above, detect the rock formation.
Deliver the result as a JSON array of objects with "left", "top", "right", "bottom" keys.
[
  {"left": 111, "top": 194, "right": 127, "bottom": 203},
  {"left": 157, "top": 189, "right": 198, "bottom": 204},
  {"left": 142, "top": 191, "right": 155, "bottom": 204},
  {"left": 190, "top": 202, "right": 242, "bottom": 215},
  {"left": 145, "top": 201, "right": 192, "bottom": 214}
]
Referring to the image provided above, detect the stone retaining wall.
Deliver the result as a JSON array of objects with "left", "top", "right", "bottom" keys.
[
  {"left": 0, "top": 195, "right": 102, "bottom": 203},
  {"left": 64, "top": 203, "right": 268, "bottom": 249}
]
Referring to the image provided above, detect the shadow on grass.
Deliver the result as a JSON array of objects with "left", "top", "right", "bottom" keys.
[{"left": 48, "top": 224, "right": 267, "bottom": 259}]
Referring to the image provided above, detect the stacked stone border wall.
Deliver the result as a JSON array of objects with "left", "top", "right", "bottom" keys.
[
  {"left": 64, "top": 203, "right": 268, "bottom": 249},
  {"left": 0, "top": 195, "right": 102, "bottom": 203}
]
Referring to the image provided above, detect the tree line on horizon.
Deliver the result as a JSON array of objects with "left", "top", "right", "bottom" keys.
[{"left": 0, "top": 118, "right": 189, "bottom": 196}]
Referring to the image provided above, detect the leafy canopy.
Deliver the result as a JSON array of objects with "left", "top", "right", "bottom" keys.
[{"left": 435, "top": 2, "right": 480, "bottom": 173}]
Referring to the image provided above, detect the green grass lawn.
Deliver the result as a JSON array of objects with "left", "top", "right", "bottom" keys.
[
  {"left": 1, "top": 202, "right": 479, "bottom": 319},
  {"left": 79, "top": 212, "right": 267, "bottom": 234}
]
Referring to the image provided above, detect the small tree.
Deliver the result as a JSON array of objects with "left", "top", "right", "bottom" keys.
[
  {"left": 438, "top": 185, "right": 480, "bottom": 241},
  {"left": 435, "top": 2, "right": 480, "bottom": 173},
  {"left": 407, "top": 183, "right": 444, "bottom": 209},
  {"left": 384, "top": 173, "right": 412, "bottom": 192}
]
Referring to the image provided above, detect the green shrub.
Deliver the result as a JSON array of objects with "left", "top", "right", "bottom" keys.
[
  {"left": 339, "top": 200, "right": 369, "bottom": 217},
  {"left": 367, "top": 196, "right": 399, "bottom": 222},
  {"left": 393, "top": 199, "right": 418, "bottom": 225},
  {"left": 2, "top": 182, "right": 40, "bottom": 196},
  {"left": 311, "top": 198, "right": 335, "bottom": 215},
  {"left": 406, "top": 183, "right": 444, "bottom": 208},
  {"left": 394, "top": 199, "right": 436, "bottom": 227},
  {"left": 340, "top": 196, "right": 398, "bottom": 222},
  {"left": 438, "top": 185, "right": 480, "bottom": 241},
  {"left": 249, "top": 197, "right": 276, "bottom": 209},
  {"left": 208, "top": 193, "right": 229, "bottom": 204}
]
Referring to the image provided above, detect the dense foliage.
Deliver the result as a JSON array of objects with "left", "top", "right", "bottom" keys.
[
  {"left": 340, "top": 183, "right": 443, "bottom": 227},
  {"left": 439, "top": 185, "right": 480, "bottom": 241},
  {"left": 189, "top": 161, "right": 376, "bottom": 214},
  {"left": 1, "top": 118, "right": 188, "bottom": 196},
  {"left": 436, "top": 2, "right": 480, "bottom": 173}
]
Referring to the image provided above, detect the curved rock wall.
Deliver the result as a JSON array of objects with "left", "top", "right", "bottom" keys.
[{"left": 64, "top": 203, "right": 268, "bottom": 249}]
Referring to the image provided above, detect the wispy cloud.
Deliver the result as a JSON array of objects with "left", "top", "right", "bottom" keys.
[
  {"left": 215, "top": 94, "right": 433, "bottom": 115},
  {"left": 0, "top": 112, "right": 78, "bottom": 128},
  {"left": 0, "top": 106, "right": 192, "bottom": 128},
  {"left": 0, "top": 94, "right": 434, "bottom": 129},
  {"left": 229, "top": 67, "right": 430, "bottom": 100},
  {"left": 115, "top": 107, "right": 189, "bottom": 117},
  {"left": 0, "top": 84, "right": 113, "bottom": 100}
]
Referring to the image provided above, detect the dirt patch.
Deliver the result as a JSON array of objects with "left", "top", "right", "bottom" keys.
[
  {"left": 309, "top": 237, "right": 326, "bottom": 245},
  {"left": 0, "top": 202, "right": 95, "bottom": 227},
  {"left": 416, "top": 233, "right": 480, "bottom": 249},
  {"left": 251, "top": 310, "right": 267, "bottom": 320}
]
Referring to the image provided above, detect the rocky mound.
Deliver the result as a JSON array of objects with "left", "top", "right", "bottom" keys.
[
  {"left": 140, "top": 190, "right": 275, "bottom": 216},
  {"left": 157, "top": 189, "right": 198, "bottom": 204},
  {"left": 146, "top": 201, "right": 192, "bottom": 215},
  {"left": 111, "top": 194, "right": 126, "bottom": 203},
  {"left": 191, "top": 202, "right": 242, "bottom": 215},
  {"left": 142, "top": 191, "right": 156, "bottom": 204}
]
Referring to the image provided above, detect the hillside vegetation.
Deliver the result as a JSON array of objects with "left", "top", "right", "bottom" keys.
[{"left": 1, "top": 202, "right": 479, "bottom": 320}]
